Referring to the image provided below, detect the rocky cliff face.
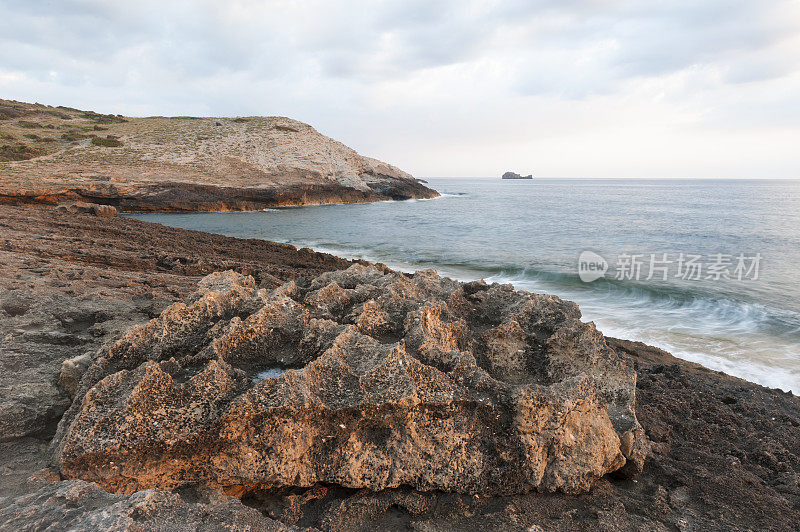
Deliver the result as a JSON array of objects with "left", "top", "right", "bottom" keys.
[
  {"left": 52, "top": 264, "right": 645, "bottom": 496},
  {"left": 0, "top": 99, "right": 438, "bottom": 210}
]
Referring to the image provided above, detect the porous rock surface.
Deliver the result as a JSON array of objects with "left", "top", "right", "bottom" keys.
[{"left": 52, "top": 265, "right": 646, "bottom": 496}]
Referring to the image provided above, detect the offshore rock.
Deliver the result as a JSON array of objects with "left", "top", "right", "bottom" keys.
[
  {"left": 501, "top": 171, "right": 533, "bottom": 180},
  {"left": 52, "top": 265, "right": 645, "bottom": 495}
]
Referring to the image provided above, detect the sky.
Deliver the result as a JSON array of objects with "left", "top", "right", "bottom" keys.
[{"left": 1, "top": 0, "right": 799, "bottom": 178}]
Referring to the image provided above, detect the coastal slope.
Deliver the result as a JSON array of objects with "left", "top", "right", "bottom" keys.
[{"left": 0, "top": 99, "right": 438, "bottom": 211}]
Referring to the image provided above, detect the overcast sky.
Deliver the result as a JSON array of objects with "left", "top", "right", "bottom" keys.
[{"left": 2, "top": 0, "right": 799, "bottom": 178}]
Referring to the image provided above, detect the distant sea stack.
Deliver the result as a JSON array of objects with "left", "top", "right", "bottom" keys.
[
  {"left": 501, "top": 171, "right": 533, "bottom": 180},
  {"left": 0, "top": 99, "right": 439, "bottom": 212}
]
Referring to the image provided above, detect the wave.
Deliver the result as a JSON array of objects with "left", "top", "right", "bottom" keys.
[
  {"left": 478, "top": 266, "right": 800, "bottom": 335},
  {"left": 392, "top": 192, "right": 465, "bottom": 203},
  {"left": 291, "top": 240, "right": 800, "bottom": 392},
  {"left": 296, "top": 241, "right": 800, "bottom": 333}
]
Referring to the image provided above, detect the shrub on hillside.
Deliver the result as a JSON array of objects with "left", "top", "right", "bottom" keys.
[
  {"left": 17, "top": 121, "right": 43, "bottom": 128},
  {"left": 82, "top": 112, "right": 127, "bottom": 124},
  {"left": 61, "top": 132, "right": 89, "bottom": 141},
  {"left": 91, "top": 137, "right": 123, "bottom": 147},
  {"left": 0, "top": 144, "right": 42, "bottom": 162},
  {"left": 0, "top": 105, "right": 22, "bottom": 120}
]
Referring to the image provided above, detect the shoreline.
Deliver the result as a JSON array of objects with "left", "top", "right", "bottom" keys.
[
  {"left": 1, "top": 204, "right": 798, "bottom": 530},
  {"left": 0, "top": 179, "right": 440, "bottom": 213}
]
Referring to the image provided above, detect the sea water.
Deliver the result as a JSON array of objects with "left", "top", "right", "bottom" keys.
[{"left": 130, "top": 178, "right": 800, "bottom": 393}]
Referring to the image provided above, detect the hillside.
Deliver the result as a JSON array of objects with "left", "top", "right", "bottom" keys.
[{"left": 0, "top": 99, "right": 437, "bottom": 211}]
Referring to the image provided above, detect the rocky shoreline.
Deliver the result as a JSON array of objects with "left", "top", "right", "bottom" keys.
[
  {"left": 0, "top": 179, "right": 437, "bottom": 213},
  {"left": 1, "top": 205, "right": 799, "bottom": 531}
]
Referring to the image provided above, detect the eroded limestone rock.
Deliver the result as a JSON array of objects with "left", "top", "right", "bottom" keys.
[{"left": 52, "top": 265, "right": 645, "bottom": 495}]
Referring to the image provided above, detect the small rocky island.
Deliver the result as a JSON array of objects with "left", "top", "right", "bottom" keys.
[{"left": 501, "top": 171, "right": 533, "bottom": 179}]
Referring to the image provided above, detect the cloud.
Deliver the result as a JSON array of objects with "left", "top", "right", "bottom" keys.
[{"left": 0, "top": 0, "right": 798, "bottom": 177}]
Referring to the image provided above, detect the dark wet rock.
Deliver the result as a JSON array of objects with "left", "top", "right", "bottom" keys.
[{"left": 52, "top": 265, "right": 645, "bottom": 496}]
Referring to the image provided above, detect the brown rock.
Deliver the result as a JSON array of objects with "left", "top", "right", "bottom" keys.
[
  {"left": 56, "top": 202, "right": 117, "bottom": 217},
  {"left": 58, "top": 354, "right": 92, "bottom": 399},
  {"left": 52, "top": 265, "right": 645, "bottom": 496}
]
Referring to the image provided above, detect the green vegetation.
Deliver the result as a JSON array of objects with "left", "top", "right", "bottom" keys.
[
  {"left": 232, "top": 117, "right": 249, "bottom": 123},
  {"left": 61, "top": 132, "right": 89, "bottom": 141},
  {"left": 0, "top": 144, "right": 42, "bottom": 162},
  {"left": 82, "top": 111, "right": 127, "bottom": 124},
  {"left": 274, "top": 125, "right": 299, "bottom": 133},
  {"left": 43, "top": 109, "right": 72, "bottom": 120},
  {"left": 91, "top": 137, "right": 123, "bottom": 147},
  {"left": 0, "top": 106, "right": 22, "bottom": 120}
]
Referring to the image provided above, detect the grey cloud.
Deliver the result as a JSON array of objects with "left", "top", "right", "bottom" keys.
[{"left": 4, "top": 0, "right": 794, "bottom": 97}]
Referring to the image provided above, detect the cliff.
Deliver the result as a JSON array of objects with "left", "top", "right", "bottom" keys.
[{"left": 0, "top": 99, "right": 438, "bottom": 211}]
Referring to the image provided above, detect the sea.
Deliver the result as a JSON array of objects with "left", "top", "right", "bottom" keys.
[{"left": 129, "top": 178, "right": 800, "bottom": 393}]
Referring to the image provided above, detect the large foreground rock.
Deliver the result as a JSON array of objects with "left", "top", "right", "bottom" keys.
[{"left": 52, "top": 265, "right": 645, "bottom": 495}]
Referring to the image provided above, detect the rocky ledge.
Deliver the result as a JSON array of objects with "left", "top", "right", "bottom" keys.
[
  {"left": 0, "top": 99, "right": 438, "bottom": 211},
  {"left": 52, "top": 265, "right": 646, "bottom": 496}
]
